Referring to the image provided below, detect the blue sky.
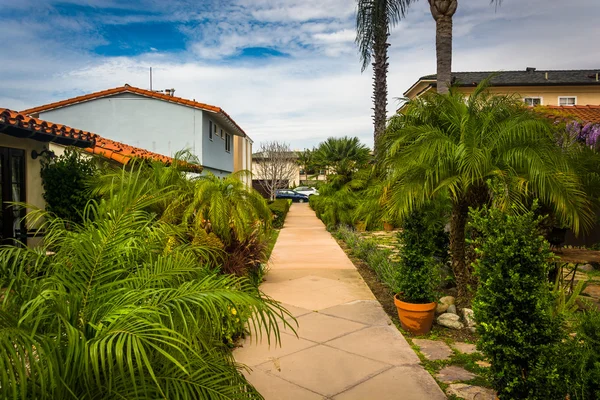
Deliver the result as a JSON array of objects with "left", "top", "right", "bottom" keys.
[{"left": 1, "top": 0, "right": 599, "bottom": 150}]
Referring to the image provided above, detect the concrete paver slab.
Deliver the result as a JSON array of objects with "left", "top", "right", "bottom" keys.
[
  {"left": 234, "top": 332, "right": 316, "bottom": 367},
  {"left": 320, "top": 300, "right": 392, "bottom": 326},
  {"left": 446, "top": 383, "right": 496, "bottom": 400},
  {"left": 413, "top": 338, "right": 454, "bottom": 361},
  {"left": 333, "top": 366, "right": 446, "bottom": 400},
  {"left": 293, "top": 312, "right": 366, "bottom": 343},
  {"left": 243, "top": 369, "right": 324, "bottom": 400},
  {"left": 326, "top": 325, "right": 421, "bottom": 365},
  {"left": 258, "top": 345, "right": 390, "bottom": 397},
  {"left": 452, "top": 342, "right": 479, "bottom": 355},
  {"left": 235, "top": 204, "right": 444, "bottom": 399}
]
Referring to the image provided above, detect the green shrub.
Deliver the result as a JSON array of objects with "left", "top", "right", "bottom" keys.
[
  {"left": 40, "top": 148, "right": 98, "bottom": 223},
  {"left": 309, "top": 188, "right": 357, "bottom": 229},
  {"left": 269, "top": 199, "right": 292, "bottom": 229},
  {"left": 470, "top": 206, "right": 566, "bottom": 399},
  {"left": 394, "top": 211, "right": 440, "bottom": 303},
  {"left": 563, "top": 311, "right": 600, "bottom": 400}
]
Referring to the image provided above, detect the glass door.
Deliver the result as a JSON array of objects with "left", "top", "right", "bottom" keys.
[{"left": 0, "top": 147, "right": 26, "bottom": 244}]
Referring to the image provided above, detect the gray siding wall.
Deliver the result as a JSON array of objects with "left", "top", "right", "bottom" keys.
[
  {"left": 201, "top": 114, "right": 234, "bottom": 174},
  {"left": 39, "top": 93, "right": 234, "bottom": 173}
]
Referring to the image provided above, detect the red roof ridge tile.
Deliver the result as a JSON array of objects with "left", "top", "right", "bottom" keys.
[{"left": 20, "top": 85, "right": 246, "bottom": 136}]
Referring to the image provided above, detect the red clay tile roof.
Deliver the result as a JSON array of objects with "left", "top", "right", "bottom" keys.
[
  {"left": 0, "top": 108, "right": 95, "bottom": 147},
  {"left": 20, "top": 84, "right": 247, "bottom": 136},
  {"left": 543, "top": 105, "right": 600, "bottom": 124},
  {"left": 1, "top": 108, "right": 202, "bottom": 171}
]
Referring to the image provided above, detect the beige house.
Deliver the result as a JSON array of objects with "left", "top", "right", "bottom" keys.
[
  {"left": 233, "top": 134, "right": 253, "bottom": 186},
  {"left": 403, "top": 68, "right": 600, "bottom": 106}
]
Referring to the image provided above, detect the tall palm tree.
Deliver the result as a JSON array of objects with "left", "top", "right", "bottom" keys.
[
  {"left": 383, "top": 83, "right": 593, "bottom": 300},
  {"left": 0, "top": 168, "right": 291, "bottom": 399},
  {"left": 356, "top": 0, "right": 412, "bottom": 154}
]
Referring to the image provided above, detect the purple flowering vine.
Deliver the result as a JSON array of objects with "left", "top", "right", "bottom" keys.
[{"left": 562, "top": 121, "right": 600, "bottom": 150}]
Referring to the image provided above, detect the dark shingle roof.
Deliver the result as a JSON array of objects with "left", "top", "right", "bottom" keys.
[{"left": 419, "top": 69, "right": 600, "bottom": 87}]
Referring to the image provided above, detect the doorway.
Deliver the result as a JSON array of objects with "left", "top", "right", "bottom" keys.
[{"left": 0, "top": 147, "right": 26, "bottom": 244}]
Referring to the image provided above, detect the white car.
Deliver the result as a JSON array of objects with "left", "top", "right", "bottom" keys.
[{"left": 294, "top": 186, "right": 319, "bottom": 196}]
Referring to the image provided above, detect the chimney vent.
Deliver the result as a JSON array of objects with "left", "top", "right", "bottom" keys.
[
  {"left": 164, "top": 88, "right": 176, "bottom": 96},
  {"left": 526, "top": 67, "right": 536, "bottom": 72}
]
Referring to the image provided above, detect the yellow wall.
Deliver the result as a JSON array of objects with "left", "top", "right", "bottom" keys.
[
  {"left": 405, "top": 82, "right": 600, "bottom": 106},
  {"left": 233, "top": 135, "right": 252, "bottom": 186},
  {"left": 0, "top": 135, "right": 47, "bottom": 247}
]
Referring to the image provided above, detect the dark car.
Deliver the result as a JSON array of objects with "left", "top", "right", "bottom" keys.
[{"left": 275, "top": 189, "right": 309, "bottom": 203}]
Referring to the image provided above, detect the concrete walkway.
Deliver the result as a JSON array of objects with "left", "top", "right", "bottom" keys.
[{"left": 234, "top": 204, "right": 446, "bottom": 399}]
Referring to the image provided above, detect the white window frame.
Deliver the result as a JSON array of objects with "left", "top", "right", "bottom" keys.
[
  {"left": 208, "top": 121, "right": 213, "bottom": 141},
  {"left": 220, "top": 128, "right": 225, "bottom": 140},
  {"left": 558, "top": 96, "right": 577, "bottom": 106},
  {"left": 213, "top": 121, "right": 218, "bottom": 139},
  {"left": 523, "top": 97, "right": 542, "bottom": 106}
]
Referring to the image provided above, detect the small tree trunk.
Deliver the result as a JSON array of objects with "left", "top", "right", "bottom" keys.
[
  {"left": 429, "top": 0, "right": 457, "bottom": 95},
  {"left": 450, "top": 200, "right": 470, "bottom": 302},
  {"left": 372, "top": 25, "right": 389, "bottom": 157}
]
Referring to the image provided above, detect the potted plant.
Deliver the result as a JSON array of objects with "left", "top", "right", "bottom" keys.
[{"left": 393, "top": 210, "right": 440, "bottom": 335}]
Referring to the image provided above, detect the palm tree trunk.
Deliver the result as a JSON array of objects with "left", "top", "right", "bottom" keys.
[
  {"left": 372, "top": 23, "right": 389, "bottom": 156},
  {"left": 429, "top": 0, "right": 457, "bottom": 95},
  {"left": 450, "top": 200, "right": 470, "bottom": 302}
]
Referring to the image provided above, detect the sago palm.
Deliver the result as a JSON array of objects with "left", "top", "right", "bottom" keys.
[
  {"left": 313, "top": 136, "right": 371, "bottom": 183},
  {"left": 0, "top": 168, "right": 291, "bottom": 399},
  {"left": 383, "top": 82, "right": 593, "bottom": 300}
]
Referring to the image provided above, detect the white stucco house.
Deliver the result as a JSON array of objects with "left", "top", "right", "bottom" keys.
[{"left": 22, "top": 85, "right": 252, "bottom": 180}]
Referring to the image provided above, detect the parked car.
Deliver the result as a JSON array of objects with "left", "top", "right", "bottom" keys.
[
  {"left": 294, "top": 186, "right": 319, "bottom": 196},
  {"left": 276, "top": 189, "right": 310, "bottom": 203}
]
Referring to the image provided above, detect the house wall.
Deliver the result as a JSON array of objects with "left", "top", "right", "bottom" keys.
[
  {"left": 0, "top": 135, "right": 47, "bottom": 247},
  {"left": 252, "top": 160, "right": 300, "bottom": 187},
  {"left": 406, "top": 83, "right": 600, "bottom": 105},
  {"left": 38, "top": 93, "right": 235, "bottom": 174},
  {"left": 233, "top": 135, "right": 253, "bottom": 186}
]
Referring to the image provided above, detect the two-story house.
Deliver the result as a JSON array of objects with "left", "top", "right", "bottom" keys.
[
  {"left": 21, "top": 85, "right": 252, "bottom": 180},
  {"left": 403, "top": 68, "right": 600, "bottom": 106}
]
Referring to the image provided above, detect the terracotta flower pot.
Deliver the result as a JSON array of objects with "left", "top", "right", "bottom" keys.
[
  {"left": 394, "top": 294, "right": 436, "bottom": 335},
  {"left": 383, "top": 222, "right": 393, "bottom": 232}
]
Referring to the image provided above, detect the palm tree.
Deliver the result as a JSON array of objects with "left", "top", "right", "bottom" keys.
[
  {"left": 314, "top": 136, "right": 371, "bottom": 183},
  {"left": 296, "top": 148, "right": 316, "bottom": 182},
  {"left": 356, "top": 0, "right": 412, "bottom": 154},
  {"left": 0, "top": 168, "right": 291, "bottom": 399},
  {"left": 383, "top": 83, "right": 593, "bottom": 300}
]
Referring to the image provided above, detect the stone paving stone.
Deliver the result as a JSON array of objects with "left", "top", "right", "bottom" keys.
[
  {"left": 326, "top": 326, "right": 420, "bottom": 365},
  {"left": 278, "top": 303, "right": 313, "bottom": 319},
  {"left": 258, "top": 345, "right": 389, "bottom": 397},
  {"left": 453, "top": 342, "right": 479, "bottom": 354},
  {"left": 333, "top": 366, "right": 446, "bottom": 400},
  {"left": 436, "top": 365, "right": 478, "bottom": 383},
  {"left": 320, "top": 300, "right": 392, "bottom": 326},
  {"left": 412, "top": 339, "right": 453, "bottom": 361},
  {"left": 446, "top": 383, "right": 496, "bottom": 400},
  {"left": 242, "top": 369, "right": 324, "bottom": 400},
  {"left": 476, "top": 360, "right": 491, "bottom": 368}
]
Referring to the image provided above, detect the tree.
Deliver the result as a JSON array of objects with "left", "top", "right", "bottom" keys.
[
  {"left": 296, "top": 148, "right": 316, "bottom": 181},
  {"left": 356, "top": 0, "right": 411, "bottom": 154},
  {"left": 383, "top": 83, "right": 593, "bottom": 301},
  {"left": 253, "top": 141, "right": 298, "bottom": 201},
  {"left": 0, "top": 165, "right": 291, "bottom": 399},
  {"left": 314, "top": 136, "right": 371, "bottom": 183}
]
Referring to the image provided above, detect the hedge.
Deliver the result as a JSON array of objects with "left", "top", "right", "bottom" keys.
[{"left": 269, "top": 199, "right": 292, "bottom": 229}]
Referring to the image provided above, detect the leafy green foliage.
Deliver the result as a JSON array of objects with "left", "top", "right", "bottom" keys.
[
  {"left": 395, "top": 210, "right": 441, "bottom": 303},
  {"left": 310, "top": 183, "right": 358, "bottom": 230},
  {"left": 0, "top": 165, "right": 292, "bottom": 399},
  {"left": 383, "top": 81, "right": 593, "bottom": 300},
  {"left": 313, "top": 136, "right": 371, "bottom": 183},
  {"left": 269, "top": 199, "right": 292, "bottom": 229},
  {"left": 561, "top": 311, "right": 600, "bottom": 399},
  {"left": 333, "top": 225, "right": 399, "bottom": 290},
  {"left": 40, "top": 148, "right": 98, "bottom": 223},
  {"left": 470, "top": 206, "right": 566, "bottom": 399}
]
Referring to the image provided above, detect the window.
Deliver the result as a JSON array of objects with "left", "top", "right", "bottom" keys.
[
  {"left": 213, "top": 122, "right": 218, "bottom": 139},
  {"left": 523, "top": 97, "right": 542, "bottom": 106},
  {"left": 225, "top": 133, "right": 231, "bottom": 153},
  {"left": 220, "top": 128, "right": 224, "bottom": 139},
  {"left": 559, "top": 96, "right": 577, "bottom": 106},
  {"left": 208, "top": 121, "right": 213, "bottom": 140}
]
